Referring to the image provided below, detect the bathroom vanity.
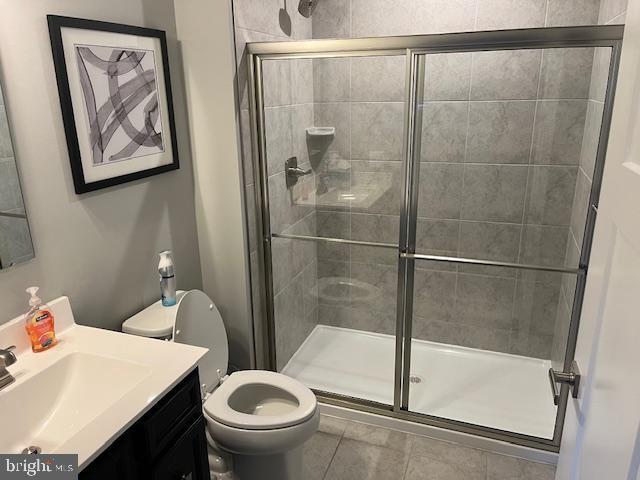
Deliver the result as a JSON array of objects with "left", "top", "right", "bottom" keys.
[
  {"left": 0, "top": 296, "right": 209, "bottom": 477},
  {"left": 80, "top": 369, "right": 209, "bottom": 480}
]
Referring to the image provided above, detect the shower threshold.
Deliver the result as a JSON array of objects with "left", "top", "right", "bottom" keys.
[{"left": 282, "top": 325, "right": 557, "bottom": 439}]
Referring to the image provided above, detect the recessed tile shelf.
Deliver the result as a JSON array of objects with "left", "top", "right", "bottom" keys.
[{"left": 306, "top": 126, "right": 335, "bottom": 138}]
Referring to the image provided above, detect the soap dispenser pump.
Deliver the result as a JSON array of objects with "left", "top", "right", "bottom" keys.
[{"left": 158, "top": 250, "right": 177, "bottom": 307}]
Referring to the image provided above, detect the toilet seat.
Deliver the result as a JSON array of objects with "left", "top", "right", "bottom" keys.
[{"left": 204, "top": 370, "right": 317, "bottom": 430}]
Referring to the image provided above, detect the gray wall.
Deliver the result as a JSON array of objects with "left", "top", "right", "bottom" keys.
[
  {"left": 0, "top": 0, "right": 202, "bottom": 331},
  {"left": 551, "top": 0, "right": 628, "bottom": 369}
]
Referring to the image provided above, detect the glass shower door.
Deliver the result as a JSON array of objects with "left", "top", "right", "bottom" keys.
[
  {"left": 405, "top": 46, "right": 613, "bottom": 440},
  {"left": 259, "top": 54, "right": 407, "bottom": 406}
]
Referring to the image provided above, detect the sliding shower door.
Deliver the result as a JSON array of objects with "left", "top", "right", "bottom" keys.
[
  {"left": 403, "top": 46, "right": 615, "bottom": 442},
  {"left": 257, "top": 54, "right": 407, "bottom": 407},
  {"left": 248, "top": 27, "right": 622, "bottom": 450}
]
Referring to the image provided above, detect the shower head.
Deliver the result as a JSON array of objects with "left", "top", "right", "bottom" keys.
[{"left": 298, "top": 0, "right": 319, "bottom": 18}]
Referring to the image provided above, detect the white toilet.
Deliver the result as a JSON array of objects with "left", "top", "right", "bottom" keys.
[{"left": 122, "top": 290, "right": 319, "bottom": 480}]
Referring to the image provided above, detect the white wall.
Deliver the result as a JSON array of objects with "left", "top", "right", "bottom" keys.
[
  {"left": 174, "top": 0, "right": 254, "bottom": 369},
  {"left": 0, "top": 0, "right": 202, "bottom": 331}
]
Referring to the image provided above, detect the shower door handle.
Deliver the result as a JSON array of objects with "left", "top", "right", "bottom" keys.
[
  {"left": 548, "top": 361, "right": 581, "bottom": 405},
  {"left": 285, "top": 157, "right": 312, "bottom": 187}
]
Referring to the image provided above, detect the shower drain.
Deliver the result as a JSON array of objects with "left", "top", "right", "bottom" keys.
[{"left": 409, "top": 374, "right": 423, "bottom": 384}]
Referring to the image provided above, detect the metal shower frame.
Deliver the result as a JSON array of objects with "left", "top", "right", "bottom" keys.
[{"left": 246, "top": 25, "right": 624, "bottom": 452}]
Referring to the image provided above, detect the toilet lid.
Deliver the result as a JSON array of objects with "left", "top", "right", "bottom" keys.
[{"left": 173, "top": 290, "right": 229, "bottom": 392}]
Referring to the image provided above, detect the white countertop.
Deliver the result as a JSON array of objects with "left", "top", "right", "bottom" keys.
[{"left": 0, "top": 296, "right": 207, "bottom": 470}]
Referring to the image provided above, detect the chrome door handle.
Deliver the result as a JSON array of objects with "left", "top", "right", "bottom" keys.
[
  {"left": 285, "top": 157, "right": 312, "bottom": 187},
  {"left": 548, "top": 360, "right": 581, "bottom": 405}
]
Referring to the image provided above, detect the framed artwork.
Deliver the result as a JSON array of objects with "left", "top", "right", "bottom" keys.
[{"left": 47, "top": 15, "right": 179, "bottom": 194}]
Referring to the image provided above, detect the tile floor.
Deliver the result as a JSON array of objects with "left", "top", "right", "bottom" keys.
[{"left": 303, "top": 415, "right": 556, "bottom": 480}]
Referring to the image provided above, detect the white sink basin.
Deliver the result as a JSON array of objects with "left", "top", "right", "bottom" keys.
[
  {"left": 0, "top": 296, "right": 207, "bottom": 469},
  {"left": 0, "top": 352, "right": 150, "bottom": 454}
]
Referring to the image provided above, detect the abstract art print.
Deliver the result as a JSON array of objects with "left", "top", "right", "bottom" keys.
[
  {"left": 76, "top": 45, "right": 164, "bottom": 166},
  {"left": 48, "top": 16, "right": 179, "bottom": 193}
]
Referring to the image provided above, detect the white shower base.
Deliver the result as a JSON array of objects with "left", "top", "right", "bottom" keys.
[{"left": 282, "top": 325, "right": 557, "bottom": 439}]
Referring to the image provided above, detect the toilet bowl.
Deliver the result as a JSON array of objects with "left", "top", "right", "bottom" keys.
[{"left": 122, "top": 290, "right": 319, "bottom": 480}]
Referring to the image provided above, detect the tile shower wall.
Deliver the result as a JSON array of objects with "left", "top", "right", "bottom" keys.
[
  {"left": 232, "top": 0, "right": 316, "bottom": 369},
  {"left": 310, "top": 1, "right": 606, "bottom": 358},
  {"left": 0, "top": 87, "right": 32, "bottom": 267},
  {"left": 551, "top": 0, "right": 627, "bottom": 370}
]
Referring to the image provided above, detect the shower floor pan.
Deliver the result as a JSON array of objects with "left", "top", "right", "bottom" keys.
[{"left": 282, "top": 325, "right": 557, "bottom": 439}]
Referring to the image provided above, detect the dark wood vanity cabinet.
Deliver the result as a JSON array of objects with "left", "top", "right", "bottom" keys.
[{"left": 80, "top": 369, "right": 210, "bottom": 480}]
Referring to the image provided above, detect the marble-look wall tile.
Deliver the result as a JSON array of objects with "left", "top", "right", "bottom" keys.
[
  {"left": 580, "top": 100, "right": 605, "bottom": 180},
  {"left": 475, "top": 0, "right": 546, "bottom": 30},
  {"left": 351, "top": 160, "right": 403, "bottom": 215},
  {"left": 274, "top": 275, "right": 306, "bottom": 370},
  {"left": 459, "top": 221, "right": 521, "bottom": 262},
  {"left": 0, "top": 216, "right": 33, "bottom": 267},
  {"left": 461, "top": 164, "right": 528, "bottom": 223},
  {"left": 291, "top": 59, "right": 314, "bottom": 104},
  {"left": 351, "top": 56, "right": 406, "bottom": 102},
  {"left": 531, "top": 100, "right": 587, "bottom": 166},
  {"left": 513, "top": 280, "right": 562, "bottom": 336},
  {"left": 291, "top": 103, "right": 314, "bottom": 164},
  {"left": 423, "top": 53, "right": 472, "bottom": 101},
  {"left": 265, "top": 106, "right": 292, "bottom": 176},
  {"left": 569, "top": 170, "right": 592, "bottom": 248},
  {"left": 524, "top": 166, "right": 578, "bottom": 226},
  {"left": 0, "top": 106, "right": 14, "bottom": 158},
  {"left": 471, "top": 50, "right": 542, "bottom": 100},
  {"left": 415, "top": 218, "right": 459, "bottom": 254},
  {"left": 538, "top": 48, "right": 594, "bottom": 99},
  {"left": 351, "top": 102, "right": 405, "bottom": 160},
  {"left": 410, "top": 0, "right": 478, "bottom": 34},
  {"left": 0, "top": 157, "right": 22, "bottom": 213},
  {"left": 313, "top": 58, "right": 350, "bottom": 102},
  {"left": 351, "top": 0, "right": 414, "bottom": 37},
  {"left": 546, "top": 0, "right": 600, "bottom": 26},
  {"left": 456, "top": 273, "right": 516, "bottom": 329},
  {"left": 417, "top": 163, "right": 463, "bottom": 219},
  {"left": 312, "top": 0, "right": 351, "bottom": 38},
  {"left": 551, "top": 289, "right": 572, "bottom": 370},
  {"left": 350, "top": 213, "right": 399, "bottom": 264},
  {"left": 314, "top": 102, "right": 351, "bottom": 160},
  {"left": 589, "top": 48, "right": 612, "bottom": 103},
  {"left": 466, "top": 101, "right": 536, "bottom": 164},
  {"left": 316, "top": 210, "right": 350, "bottom": 261},
  {"left": 598, "top": 0, "right": 628, "bottom": 24},
  {"left": 413, "top": 269, "right": 457, "bottom": 323},
  {"left": 233, "top": 0, "right": 290, "bottom": 37},
  {"left": 262, "top": 59, "right": 292, "bottom": 107},
  {"left": 420, "top": 102, "right": 469, "bottom": 163},
  {"left": 520, "top": 225, "right": 568, "bottom": 267}
]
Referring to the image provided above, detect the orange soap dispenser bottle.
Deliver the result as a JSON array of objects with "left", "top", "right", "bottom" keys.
[{"left": 24, "top": 286, "right": 58, "bottom": 352}]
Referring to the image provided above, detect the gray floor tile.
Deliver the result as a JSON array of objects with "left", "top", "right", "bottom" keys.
[
  {"left": 303, "top": 431, "right": 342, "bottom": 480},
  {"left": 409, "top": 436, "right": 488, "bottom": 471},
  {"left": 486, "top": 453, "right": 556, "bottom": 480},
  {"left": 404, "top": 453, "right": 485, "bottom": 480},
  {"left": 319, "top": 415, "right": 349, "bottom": 436},
  {"left": 324, "top": 437, "right": 410, "bottom": 480},
  {"left": 343, "top": 421, "right": 413, "bottom": 453}
]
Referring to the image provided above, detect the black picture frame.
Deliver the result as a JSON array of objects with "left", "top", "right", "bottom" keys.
[{"left": 47, "top": 15, "right": 179, "bottom": 194}]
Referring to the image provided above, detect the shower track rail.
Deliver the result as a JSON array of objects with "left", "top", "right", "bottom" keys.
[
  {"left": 271, "top": 232, "right": 586, "bottom": 275},
  {"left": 247, "top": 25, "right": 624, "bottom": 452}
]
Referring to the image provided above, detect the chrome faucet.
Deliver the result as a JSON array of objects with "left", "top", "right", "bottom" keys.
[{"left": 0, "top": 346, "right": 17, "bottom": 391}]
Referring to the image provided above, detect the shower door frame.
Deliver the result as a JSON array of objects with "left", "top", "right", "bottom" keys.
[{"left": 246, "top": 25, "right": 624, "bottom": 452}]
